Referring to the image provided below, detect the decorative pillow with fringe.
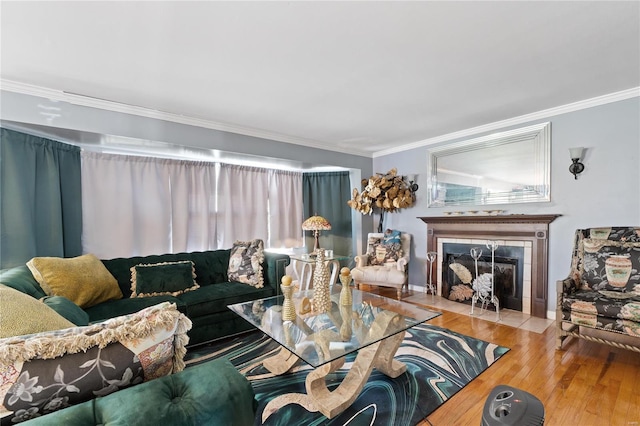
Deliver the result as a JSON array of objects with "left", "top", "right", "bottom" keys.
[
  {"left": 228, "top": 239, "right": 265, "bottom": 288},
  {"left": 130, "top": 261, "right": 199, "bottom": 298},
  {"left": 0, "top": 302, "right": 192, "bottom": 424}
]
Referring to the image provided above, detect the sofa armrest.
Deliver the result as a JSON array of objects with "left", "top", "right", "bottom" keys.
[
  {"left": 263, "top": 252, "right": 290, "bottom": 292},
  {"left": 557, "top": 276, "right": 578, "bottom": 296},
  {"left": 355, "top": 255, "right": 369, "bottom": 268},
  {"left": 397, "top": 256, "right": 409, "bottom": 271}
]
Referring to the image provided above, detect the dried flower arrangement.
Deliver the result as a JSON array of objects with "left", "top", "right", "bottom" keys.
[{"left": 347, "top": 168, "right": 415, "bottom": 215}]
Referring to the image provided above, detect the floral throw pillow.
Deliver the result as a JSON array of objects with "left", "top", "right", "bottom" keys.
[
  {"left": 228, "top": 239, "right": 265, "bottom": 288},
  {"left": 0, "top": 302, "right": 191, "bottom": 424}
]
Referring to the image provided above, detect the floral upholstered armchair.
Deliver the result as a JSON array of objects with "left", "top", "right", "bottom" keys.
[
  {"left": 556, "top": 227, "right": 640, "bottom": 353},
  {"left": 351, "top": 230, "right": 411, "bottom": 299}
]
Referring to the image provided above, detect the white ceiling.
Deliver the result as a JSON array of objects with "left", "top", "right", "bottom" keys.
[{"left": 1, "top": 1, "right": 639, "bottom": 157}]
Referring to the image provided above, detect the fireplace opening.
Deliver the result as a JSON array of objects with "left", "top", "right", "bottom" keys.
[{"left": 442, "top": 243, "right": 524, "bottom": 311}]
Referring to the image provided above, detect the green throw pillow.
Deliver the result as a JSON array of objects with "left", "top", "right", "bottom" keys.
[
  {"left": 41, "top": 295, "right": 90, "bottom": 326},
  {"left": 130, "top": 261, "right": 199, "bottom": 298}
]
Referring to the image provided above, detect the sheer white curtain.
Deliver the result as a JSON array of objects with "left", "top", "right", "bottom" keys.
[
  {"left": 269, "top": 170, "right": 303, "bottom": 248},
  {"left": 168, "top": 160, "right": 217, "bottom": 253},
  {"left": 216, "top": 164, "right": 269, "bottom": 248},
  {"left": 81, "top": 152, "right": 172, "bottom": 258},
  {"left": 82, "top": 152, "right": 304, "bottom": 258}
]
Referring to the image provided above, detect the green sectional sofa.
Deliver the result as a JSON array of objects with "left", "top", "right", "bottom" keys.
[
  {"left": 0, "top": 249, "right": 290, "bottom": 346},
  {"left": 21, "top": 357, "right": 256, "bottom": 426}
]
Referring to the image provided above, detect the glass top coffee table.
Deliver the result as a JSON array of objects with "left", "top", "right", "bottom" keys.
[{"left": 228, "top": 287, "right": 440, "bottom": 420}]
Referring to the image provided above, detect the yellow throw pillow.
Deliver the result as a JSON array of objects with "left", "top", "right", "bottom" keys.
[
  {"left": 26, "top": 254, "right": 123, "bottom": 308},
  {"left": 0, "top": 284, "right": 75, "bottom": 338}
]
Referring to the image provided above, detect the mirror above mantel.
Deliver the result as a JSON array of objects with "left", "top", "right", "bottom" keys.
[{"left": 427, "top": 122, "right": 551, "bottom": 207}]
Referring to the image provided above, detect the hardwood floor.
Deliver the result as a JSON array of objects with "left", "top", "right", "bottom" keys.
[{"left": 368, "top": 286, "right": 640, "bottom": 426}]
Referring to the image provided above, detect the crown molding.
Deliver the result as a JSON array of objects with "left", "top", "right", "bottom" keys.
[
  {"left": 373, "top": 87, "right": 640, "bottom": 158},
  {"left": 0, "top": 79, "right": 373, "bottom": 158},
  {"left": 2, "top": 79, "right": 637, "bottom": 160}
]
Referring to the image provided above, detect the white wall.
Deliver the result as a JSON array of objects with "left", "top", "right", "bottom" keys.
[{"left": 374, "top": 97, "right": 640, "bottom": 317}]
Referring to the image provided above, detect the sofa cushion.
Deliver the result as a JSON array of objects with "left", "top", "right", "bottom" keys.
[
  {"left": 0, "top": 285, "right": 75, "bottom": 338},
  {"left": 186, "top": 310, "right": 258, "bottom": 345},
  {"left": 26, "top": 254, "right": 123, "bottom": 308},
  {"left": 177, "top": 281, "right": 274, "bottom": 318},
  {"left": 84, "top": 295, "right": 187, "bottom": 324},
  {"left": 40, "top": 296, "right": 90, "bottom": 326},
  {"left": 228, "top": 239, "right": 265, "bottom": 288},
  {"left": 130, "top": 261, "right": 199, "bottom": 298},
  {"left": 0, "top": 302, "right": 191, "bottom": 424},
  {"left": 562, "top": 289, "right": 640, "bottom": 321}
]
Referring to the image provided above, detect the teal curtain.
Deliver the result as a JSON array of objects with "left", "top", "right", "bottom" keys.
[
  {"left": 303, "top": 172, "right": 352, "bottom": 263},
  {"left": 1, "top": 128, "right": 83, "bottom": 268}
]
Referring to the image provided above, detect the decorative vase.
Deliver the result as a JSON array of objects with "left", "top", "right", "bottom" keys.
[
  {"left": 281, "top": 275, "right": 296, "bottom": 321},
  {"left": 339, "top": 304, "right": 352, "bottom": 341},
  {"left": 605, "top": 255, "right": 632, "bottom": 288},
  {"left": 312, "top": 250, "right": 331, "bottom": 313},
  {"left": 339, "top": 267, "right": 353, "bottom": 306}
]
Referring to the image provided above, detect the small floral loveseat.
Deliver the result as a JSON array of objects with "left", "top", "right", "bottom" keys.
[{"left": 556, "top": 227, "right": 640, "bottom": 353}]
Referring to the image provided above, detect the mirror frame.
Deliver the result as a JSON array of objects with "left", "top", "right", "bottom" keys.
[{"left": 427, "top": 122, "right": 551, "bottom": 207}]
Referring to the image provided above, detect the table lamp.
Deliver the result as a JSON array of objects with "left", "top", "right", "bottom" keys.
[{"left": 302, "top": 215, "right": 331, "bottom": 254}]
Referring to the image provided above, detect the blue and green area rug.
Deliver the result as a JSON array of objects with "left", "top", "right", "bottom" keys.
[{"left": 185, "top": 324, "right": 509, "bottom": 425}]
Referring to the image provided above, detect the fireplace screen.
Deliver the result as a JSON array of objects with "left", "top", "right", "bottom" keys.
[{"left": 442, "top": 243, "right": 524, "bottom": 311}]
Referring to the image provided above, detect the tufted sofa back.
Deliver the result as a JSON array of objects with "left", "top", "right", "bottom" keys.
[
  {"left": 570, "top": 227, "right": 640, "bottom": 293},
  {"left": 102, "top": 250, "right": 231, "bottom": 297}
]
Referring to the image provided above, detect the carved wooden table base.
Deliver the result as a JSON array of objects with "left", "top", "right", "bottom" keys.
[{"left": 261, "top": 311, "right": 407, "bottom": 421}]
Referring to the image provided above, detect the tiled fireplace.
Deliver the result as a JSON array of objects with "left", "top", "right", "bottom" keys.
[
  {"left": 419, "top": 214, "right": 559, "bottom": 318},
  {"left": 439, "top": 238, "right": 530, "bottom": 313}
]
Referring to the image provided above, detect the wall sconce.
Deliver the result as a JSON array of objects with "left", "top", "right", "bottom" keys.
[
  {"left": 568, "top": 147, "right": 585, "bottom": 180},
  {"left": 406, "top": 174, "right": 419, "bottom": 192}
]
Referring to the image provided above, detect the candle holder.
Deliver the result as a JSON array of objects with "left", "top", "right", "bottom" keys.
[
  {"left": 470, "top": 247, "right": 482, "bottom": 279},
  {"left": 281, "top": 275, "right": 297, "bottom": 321},
  {"left": 339, "top": 267, "right": 353, "bottom": 306},
  {"left": 425, "top": 251, "right": 437, "bottom": 296}
]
